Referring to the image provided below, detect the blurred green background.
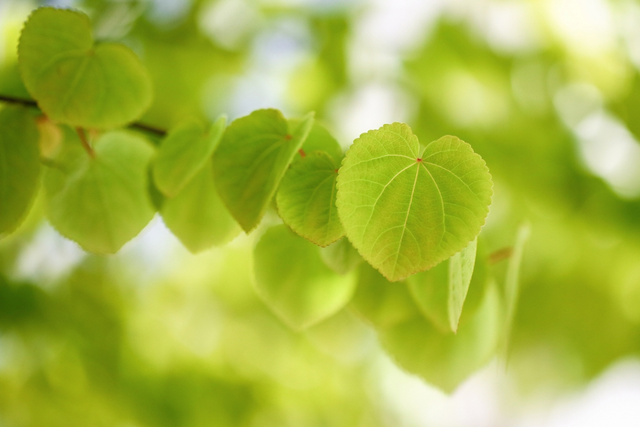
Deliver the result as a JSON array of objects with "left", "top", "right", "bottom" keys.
[{"left": 2, "top": 0, "right": 640, "bottom": 425}]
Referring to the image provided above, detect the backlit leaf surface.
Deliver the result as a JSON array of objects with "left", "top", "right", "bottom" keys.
[{"left": 336, "top": 123, "right": 492, "bottom": 281}]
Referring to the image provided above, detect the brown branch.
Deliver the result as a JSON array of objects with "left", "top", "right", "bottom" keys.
[{"left": 0, "top": 94, "right": 167, "bottom": 137}]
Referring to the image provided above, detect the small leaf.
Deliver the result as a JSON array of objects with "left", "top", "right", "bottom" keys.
[
  {"left": 153, "top": 117, "right": 225, "bottom": 197},
  {"left": 213, "top": 109, "right": 314, "bottom": 232},
  {"left": 44, "top": 130, "right": 155, "bottom": 254},
  {"left": 298, "top": 121, "right": 342, "bottom": 163},
  {"left": 253, "top": 224, "right": 356, "bottom": 330},
  {"left": 336, "top": 123, "right": 492, "bottom": 281},
  {"left": 0, "top": 106, "right": 40, "bottom": 235},
  {"left": 18, "top": 7, "right": 152, "bottom": 129},
  {"left": 408, "top": 238, "right": 477, "bottom": 333},
  {"left": 351, "top": 263, "right": 502, "bottom": 393},
  {"left": 320, "top": 237, "right": 362, "bottom": 275},
  {"left": 276, "top": 151, "right": 343, "bottom": 247},
  {"left": 161, "top": 161, "right": 240, "bottom": 253}
]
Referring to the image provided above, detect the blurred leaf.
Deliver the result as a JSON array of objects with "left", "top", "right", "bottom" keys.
[
  {"left": 253, "top": 225, "right": 356, "bottom": 330},
  {"left": 277, "top": 151, "right": 343, "bottom": 247},
  {"left": 298, "top": 122, "right": 343, "bottom": 163},
  {"left": 153, "top": 117, "right": 225, "bottom": 197},
  {"left": 408, "top": 238, "right": 477, "bottom": 333},
  {"left": 504, "top": 222, "right": 531, "bottom": 351},
  {"left": 18, "top": 7, "right": 152, "bottom": 129},
  {"left": 320, "top": 237, "right": 362, "bottom": 275},
  {"left": 161, "top": 161, "right": 240, "bottom": 253},
  {"left": 336, "top": 123, "right": 492, "bottom": 281},
  {"left": 0, "top": 106, "right": 40, "bottom": 235},
  {"left": 44, "top": 130, "right": 155, "bottom": 254},
  {"left": 213, "top": 109, "right": 314, "bottom": 232}
]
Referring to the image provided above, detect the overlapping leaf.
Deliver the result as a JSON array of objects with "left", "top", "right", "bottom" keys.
[
  {"left": 213, "top": 109, "right": 314, "bottom": 232},
  {"left": 253, "top": 225, "right": 356, "bottom": 330},
  {"left": 43, "top": 130, "right": 155, "bottom": 254},
  {"left": 18, "top": 7, "right": 152, "bottom": 129},
  {"left": 161, "top": 161, "right": 240, "bottom": 253},
  {"left": 336, "top": 122, "right": 492, "bottom": 281},
  {"left": 0, "top": 107, "right": 40, "bottom": 235},
  {"left": 153, "top": 117, "right": 225, "bottom": 197},
  {"left": 320, "top": 237, "right": 362, "bottom": 275}
]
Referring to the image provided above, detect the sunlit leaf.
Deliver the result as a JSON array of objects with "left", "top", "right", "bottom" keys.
[
  {"left": 336, "top": 123, "right": 492, "bottom": 281},
  {"left": 18, "top": 7, "right": 152, "bottom": 129},
  {"left": 213, "top": 109, "right": 314, "bottom": 232},
  {"left": 351, "top": 263, "right": 502, "bottom": 393},
  {"left": 253, "top": 224, "right": 356, "bottom": 330},
  {"left": 408, "top": 238, "right": 477, "bottom": 333},
  {"left": 161, "top": 161, "right": 240, "bottom": 253},
  {"left": 0, "top": 106, "right": 40, "bottom": 235},
  {"left": 298, "top": 121, "right": 342, "bottom": 163},
  {"left": 320, "top": 237, "right": 362, "bottom": 275},
  {"left": 277, "top": 151, "right": 343, "bottom": 247},
  {"left": 153, "top": 117, "right": 225, "bottom": 197},
  {"left": 44, "top": 130, "right": 155, "bottom": 254}
]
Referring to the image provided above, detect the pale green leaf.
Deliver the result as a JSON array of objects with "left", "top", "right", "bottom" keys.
[
  {"left": 44, "top": 130, "right": 156, "bottom": 254},
  {"left": 253, "top": 224, "right": 356, "bottom": 330},
  {"left": 276, "top": 151, "right": 343, "bottom": 247},
  {"left": 320, "top": 237, "right": 362, "bottom": 275},
  {"left": 18, "top": 7, "right": 152, "bottom": 129},
  {"left": 298, "top": 121, "right": 342, "bottom": 163},
  {"left": 351, "top": 263, "right": 502, "bottom": 393},
  {"left": 161, "top": 160, "right": 240, "bottom": 253},
  {"left": 504, "top": 222, "right": 531, "bottom": 351},
  {"left": 408, "top": 238, "right": 477, "bottom": 333},
  {"left": 0, "top": 107, "right": 40, "bottom": 235},
  {"left": 336, "top": 122, "right": 493, "bottom": 281},
  {"left": 213, "top": 109, "right": 314, "bottom": 232},
  {"left": 153, "top": 117, "right": 226, "bottom": 197}
]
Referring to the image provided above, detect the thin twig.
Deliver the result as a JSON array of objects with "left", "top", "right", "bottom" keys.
[{"left": 0, "top": 94, "right": 167, "bottom": 137}]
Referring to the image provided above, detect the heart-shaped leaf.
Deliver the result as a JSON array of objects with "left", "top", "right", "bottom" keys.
[
  {"left": 213, "top": 109, "right": 314, "bottom": 232},
  {"left": 407, "top": 238, "right": 477, "bottom": 333},
  {"left": 276, "top": 151, "right": 343, "bottom": 247},
  {"left": 44, "top": 130, "right": 156, "bottom": 254},
  {"left": 161, "top": 160, "right": 240, "bottom": 253},
  {"left": 253, "top": 225, "right": 356, "bottom": 330},
  {"left": 298, "top": 121, "right": 342, "bottom": 163},
  {"left": 351, "top": 263, "right": 502, "bottom": 393},
  {"left": 153, "top": 117, "right": 226, "bottom": 197},
  {"left": 18, "top": 7, "right": 152, "bottom": 129},
  {"left": 336, "top": 123, "right": 492, "bottom": 281},
  {"left": 0, "top": 107, "right": 40, "bottom": 235}
]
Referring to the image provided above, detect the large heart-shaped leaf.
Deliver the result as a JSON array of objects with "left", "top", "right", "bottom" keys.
[
  {"left": 153, "top": 117, "right": 226, "bottom": 197},
  {"left": 336, "top": 122, "right": 492, "bottom": 281},
  {"left": 161, "top": 160, "right": 240, "bottom": 253},
  {"left": 276, "top": 151, "right": 343, "bottom": 247},
  {"left": 253, "top": 225, "right": 356, "bottom": 330},
  {"left": 44, "top": 130, "right": 156, "bottom": 254},
  {"left": 18, "top": 7, "right": 152, "bottom": 129},
  {"left": 0, "top": 107, "right": 40, "bottom": 235},
  {"left": 407, "top": 238, "right": 477, "bottom": 333},
  {"left": 213, "top": 109, "right": 314, "bottom": 232}
]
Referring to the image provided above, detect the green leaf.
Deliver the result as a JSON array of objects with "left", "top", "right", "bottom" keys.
[
  {"left": 351, "top": 263, "right": 502, "bottom": 393},
  {"left": 213, "top": 109, "right": 314, "bottom": 232},
  {"left": 253, "top": 224, "right": 356, "bottom": 330},
  {"left": 161, "top": 161, "right": 240, "bottom": 253},
  {"left": 336, "top": 123, "right": 493, "bottom": 281},
  {"left": 298, "top": 121, "right": 343, "bottom": 163},
  {"left": 503, "top": 223, "right": 531, "bottom": 351},
  {"left": 320, "top": 237, "right": 362, "bottom": 275},
  {"left": 407, "top": 238, "right": 477, "bottom": 333},
  {"left": 153, "top": 117, "right": 226, "bottom": 197},
  {"left": 276, "top": 151, "right": 343, "bottom": 247},
  {"left": 43, "top": 130, "right": 156, "bottom": 254},
  {"left": 18, "top": 7, "right": 152, "bottom": 129},
  {"left": 0, "top": 107, "right": 40, "bottom": 235}
]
